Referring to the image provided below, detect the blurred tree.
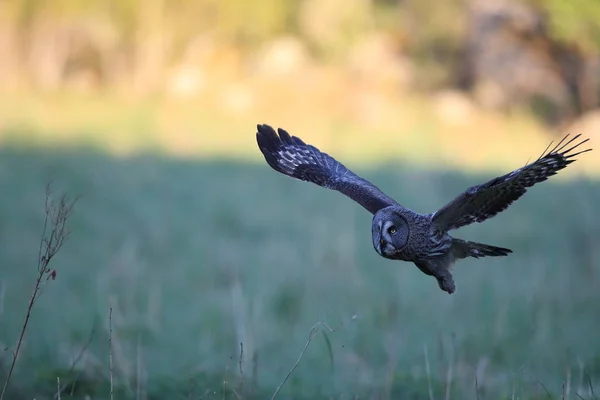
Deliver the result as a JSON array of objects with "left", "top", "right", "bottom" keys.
[
  {"left": 533, "top": 0, "right": 600, "bottom": 53},
  {"left": 2, "top": 0, "right": 600, "bottom": 124},
  {"left": 298, "top": 0, "right": 374, "bottom": 59},
  {"left": 394, "top": 0, "right": 468, "bottom": 90},
  {"left": 531, "top": 0, "right": 600, "bottom": 112}
]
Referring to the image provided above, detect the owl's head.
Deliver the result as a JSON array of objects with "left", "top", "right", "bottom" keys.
[{"left": 372, "top": 207, "right": 409, "bottom": 258}]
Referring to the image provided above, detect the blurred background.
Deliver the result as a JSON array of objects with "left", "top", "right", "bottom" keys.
[{"left": 0, "top": 0, "right": 599, "bottom": 398}]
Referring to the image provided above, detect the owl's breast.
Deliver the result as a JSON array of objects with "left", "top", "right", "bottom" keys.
[
  {"left": 402, "top": 219, "right": 450, "bottom": 261},
  {"left": 388, "top": 229, "right": 427, "bottom": 261}
]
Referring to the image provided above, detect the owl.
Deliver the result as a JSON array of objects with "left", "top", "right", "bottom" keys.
[{"left": 256, "top": 124, "right": 592, "bottom": 294}]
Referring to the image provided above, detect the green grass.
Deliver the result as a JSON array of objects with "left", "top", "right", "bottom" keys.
[{"left": 0, "top": 142, "right": 599, "bottom": 399}]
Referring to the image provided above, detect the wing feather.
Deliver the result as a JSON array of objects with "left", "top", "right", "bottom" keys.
[
  {"left": 432, "top": 134, "right": 592, "bottom": 232},
  {"left": 256, "top": 124, "right": 401, "bottom": 214}
]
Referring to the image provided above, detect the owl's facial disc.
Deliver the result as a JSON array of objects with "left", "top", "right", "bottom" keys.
[{"left": 372, "top": 212, "right": 409, "bottom": 258}]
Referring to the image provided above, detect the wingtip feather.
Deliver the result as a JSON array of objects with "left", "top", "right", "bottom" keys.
[
  {"left": 257, "top": 123, "right": 311, "bottom": 150},
  {"left": 550, "top": 133, "right": 591, "bottom": 157},
  {"left": 277, "top": 127, "right": 294, "bottom": 145},
  {"left": 256, "top": 123, "right": 282, "bottom": 152}
]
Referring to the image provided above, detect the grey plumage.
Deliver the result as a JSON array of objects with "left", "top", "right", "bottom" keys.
[
  {"left": 256, "top": 124, "right": 592, "bottom": 294},
  {"left": 256, "top": 125, "right": 399, "bottom": 214}
]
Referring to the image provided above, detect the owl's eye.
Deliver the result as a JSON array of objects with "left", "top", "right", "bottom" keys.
[{"left": 388, "top": 226, "right": 397, "bottom": 235}]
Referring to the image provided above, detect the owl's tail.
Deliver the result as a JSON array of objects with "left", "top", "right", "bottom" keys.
[{"left": 452, "top": 238, "right": 512, "bottom": 259}]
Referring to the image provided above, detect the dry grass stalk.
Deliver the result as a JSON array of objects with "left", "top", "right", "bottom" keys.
[
  {"left": 424, "top": 344, "right": 434, "bottom": 400},
  {"left": 109, "top": 307, "right": 114, "bottom": 400},
  {"left": 270, "top": 321, "right": 333, "bottom": 400},
  {"left": 239, "top": 342, "right": 244, "bottom": 399},
  {"left": 0, "top": 184, "right": 76, "bottom": 400}
]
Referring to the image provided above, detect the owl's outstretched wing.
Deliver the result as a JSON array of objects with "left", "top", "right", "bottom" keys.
[
  {"left": 432, "top": 134, "right": 592, "bottom": 232},
  {"left": 256, "top": 124, "right": 402, "bottom": 214}
]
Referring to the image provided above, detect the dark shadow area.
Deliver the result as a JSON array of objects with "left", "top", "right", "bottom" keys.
[{"left": 0, "top": 145, "right": 599, "bottom": 399}]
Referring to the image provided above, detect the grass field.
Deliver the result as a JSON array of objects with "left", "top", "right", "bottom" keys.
[
  {"left": 2, "top": 90, "right": 599, "bottom": 176},
  {"left": 0, "top": 135, "right": 599, "bottom": 399}
]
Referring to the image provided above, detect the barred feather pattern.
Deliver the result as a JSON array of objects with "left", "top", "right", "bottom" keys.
[
  {"left": 431, "top": 134, "right": 592, "bottom": 232},
  {"left": 256, "top": 124, "right": 402, "bottom": 214}
]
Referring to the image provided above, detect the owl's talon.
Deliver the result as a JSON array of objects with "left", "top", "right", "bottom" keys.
[{"left": 436, "top": 275, "right": 455, "bottom": 294}]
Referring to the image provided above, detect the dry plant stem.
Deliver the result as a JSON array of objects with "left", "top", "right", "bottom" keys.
[
  {"left": 445, "top": 334, "right": 455, "bottom": 400},
  {"left": 239, "top": 342, "right": 244, "bottom": 399},
  {"left": 57, "top": 377, "right": 61, "bottom": 400},
  {"left": 67, "top": 323, "right": 97, "bottom": 397},
  {"left": 136, "top": 334, "right": 143, "bottom": 400},
  {"left": 0, "top": 185, "right": 76, "bottom": 400},
  {"left": 109, "top": 307, "right": 114, "bottom": 400},
  {"left": 270, "top": 322, "right": 333, "bottom": 400},
  {"left": 225, "top": 383, "right": 242, "bottom": 400},
  {"left": 50, "top": 322, "right": 96, "bottom": 399},
  {"left": 538, "top": 380, "right": 553, "bottom": 399},
  {"left": 423, "top": 344, "right": 434, "bottom": 400},
  {"left": 566, "top": 369, "right": 572, "bottom": 399},
  {"left": 251, "top": 351, "right": 258, "bottom": 398},
  {"left": 383, "top": 338, "right": 400, "bottom": 399},
  {"left": 222, "top": 358, "right": 228, "bottom": 400},
  {"left": 187, "top": 377, "right": 195, "bottom": 400}
]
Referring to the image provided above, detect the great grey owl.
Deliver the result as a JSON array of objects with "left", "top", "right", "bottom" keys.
[{"left": 256, "top": 124, "right": 592, "bottom": 294}]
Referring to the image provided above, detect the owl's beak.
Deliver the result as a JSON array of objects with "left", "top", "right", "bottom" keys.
[
  {"left": 374, "top": 233, "right": 386, "bottom": 255},
  {"left": 373, "top": 223, "right": 385, "bottom": 256}
]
